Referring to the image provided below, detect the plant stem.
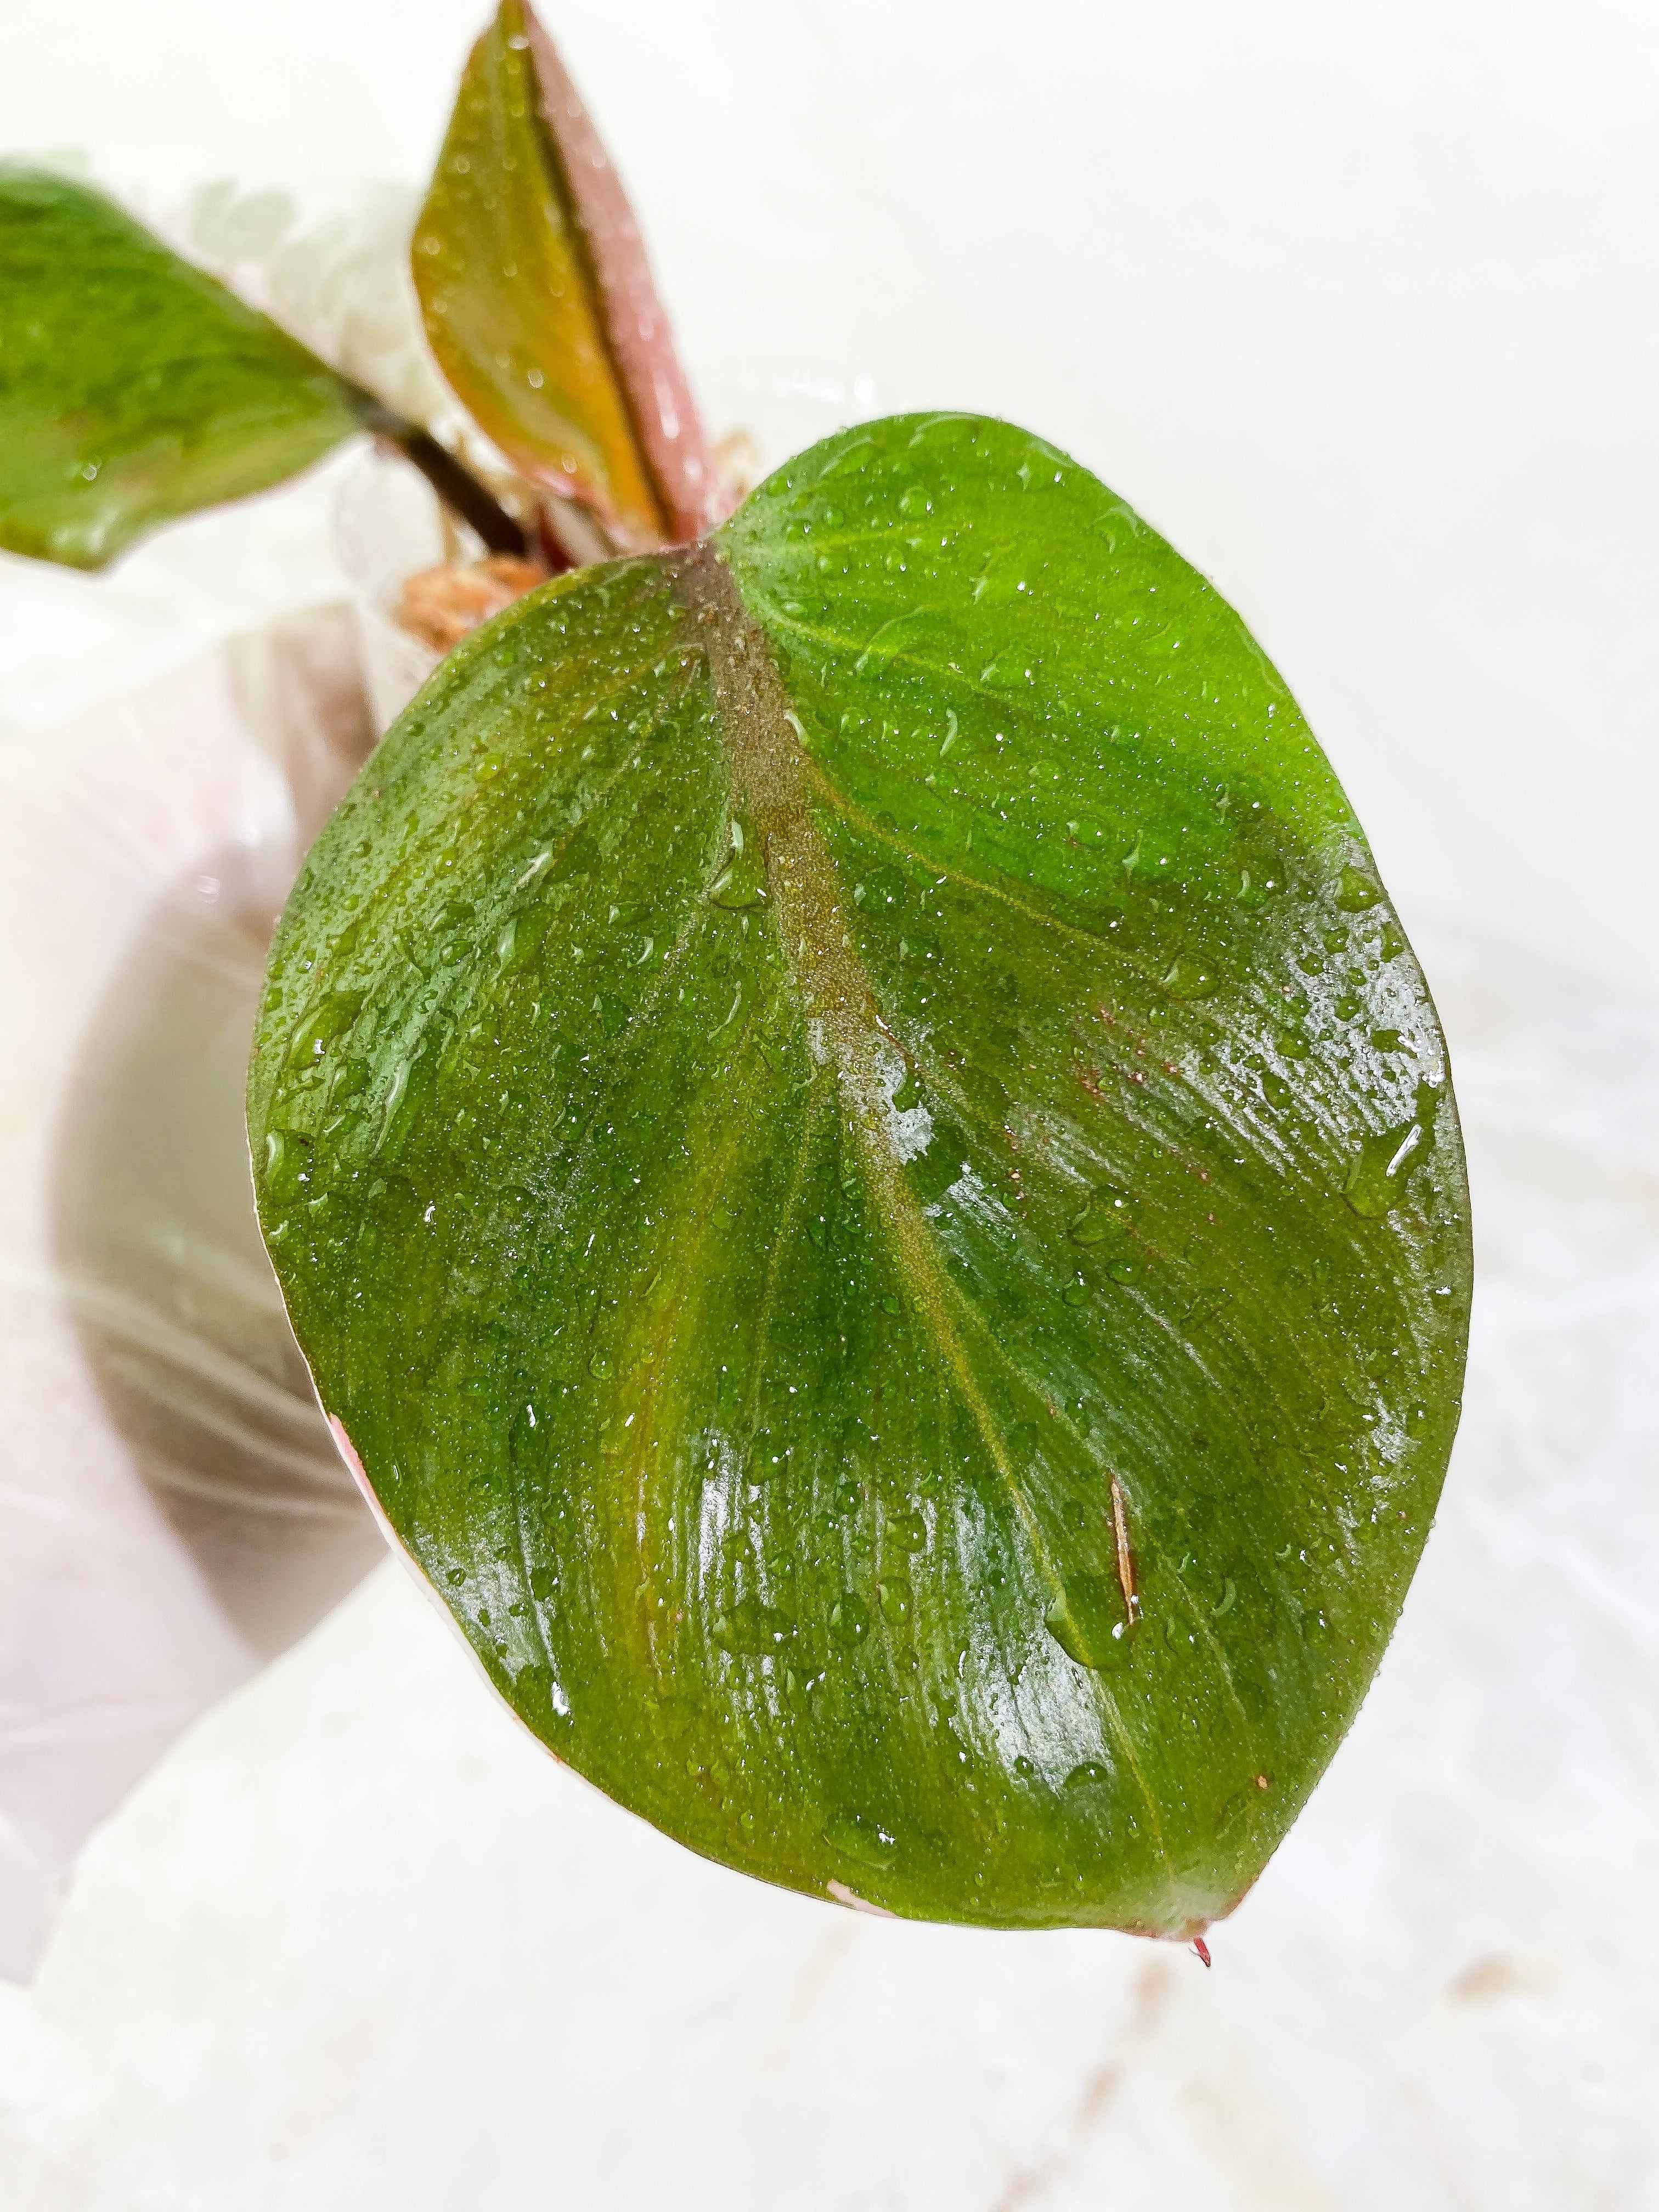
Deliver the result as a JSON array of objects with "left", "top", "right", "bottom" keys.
[{"left": 348, "top": 391, "right": 529, "bottom": 558}]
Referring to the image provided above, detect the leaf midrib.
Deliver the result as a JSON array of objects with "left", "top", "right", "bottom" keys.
[{"left": 674, "top": 541, "right": 1173, "bottom": 1866}]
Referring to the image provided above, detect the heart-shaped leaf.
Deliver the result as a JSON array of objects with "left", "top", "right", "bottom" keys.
[
  {"left": 251, "top": 413, "right": 1470, "bottom": 1935},
  {"left": 0, "top": 168, "right": 362, "bottom": 569},
  {"left": 412, "top": 0, "right": 717, "bottom": 551}
]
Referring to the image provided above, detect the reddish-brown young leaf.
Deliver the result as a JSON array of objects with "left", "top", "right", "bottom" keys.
[
  {"left": 413, "top": 0, "right": 718, "bottom": 551},
  {"left": 521, "top": 9, "right": 720, "bottom": 543}
]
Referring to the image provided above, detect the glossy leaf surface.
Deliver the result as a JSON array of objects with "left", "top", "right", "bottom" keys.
[
  {"left": 251, "top": 414, "right": 1470, "bottom": 1934},
  {"left": 0, "top": 168, "right": 360, "bottom": 569},
  {"left": 413, "top": 0, "right": 713, "bottom": 550}
]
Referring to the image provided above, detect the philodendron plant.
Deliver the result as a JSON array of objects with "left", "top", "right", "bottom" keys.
[{"left": 0, "top": 3, "right": 1470, "bottom": 1943}]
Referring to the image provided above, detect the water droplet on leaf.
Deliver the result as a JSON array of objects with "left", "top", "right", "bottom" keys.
[
  {"left": 713, "top": 1596, "right": 796, "bottom": 1656},
  {"left": 1044, "top": 1573, "right": 1130, "bottom": 1668},
  {"left": 710, "top": 817, "right": 769, "bottom": 910},
  {"left": 1344, "top": 1120, "right": 1423, "bottom": 1219},
  {"left": 824, "top": 1810, "right": 896, "bottom": 1867},
  {"left": 830, "top": 1593, "right": 871, "bottom": 1644},
  {"left": 879, "top": 1578, "right": 913, "bottom": 1626},
  {"left": 1334, "top": 865, "right": 1382, "bottom": 913},
  {"left": 1063, "top": 1760, "right": 1110, "bottom": 1791},
  {"left": 1163, "top": 957, "right": 1218, "bottom": 1001}
]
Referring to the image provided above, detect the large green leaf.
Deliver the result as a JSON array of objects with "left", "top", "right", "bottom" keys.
[
  {"left": 412, "top": 0, "right": 715, "bottom": 551},
  {"left": 0, "top": 168, "right": 361, "bottom": 569},
  {"left": 251, "top": 413, "right": 1470, "bottom": 1936}
]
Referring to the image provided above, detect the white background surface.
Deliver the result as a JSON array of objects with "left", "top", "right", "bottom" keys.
[{"left": 1, "top": 4, "right": 1656, "bottom": 2207}]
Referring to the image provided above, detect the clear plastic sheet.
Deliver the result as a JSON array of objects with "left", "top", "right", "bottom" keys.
[{"left": 0, "top": 608, "right": 388, "bottom": 1977}]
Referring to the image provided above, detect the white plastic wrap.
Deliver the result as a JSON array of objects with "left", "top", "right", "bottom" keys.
[
  {"left": 331, "top": 446, "right": 445, "bottom": 735},
  {"left": 0, "top": 608, "right": 388, "bottom": 1977}
]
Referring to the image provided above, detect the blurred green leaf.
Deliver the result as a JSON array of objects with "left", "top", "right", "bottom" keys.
[
  {"left": 412, "top": 0, "right": 715, "bottom": 550},
  {"left": 250, "top": 414, "right": 1470, "bottom": 1936},
  {"left": 0, "top": 167, "right": 360, "bottom": 569}
]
